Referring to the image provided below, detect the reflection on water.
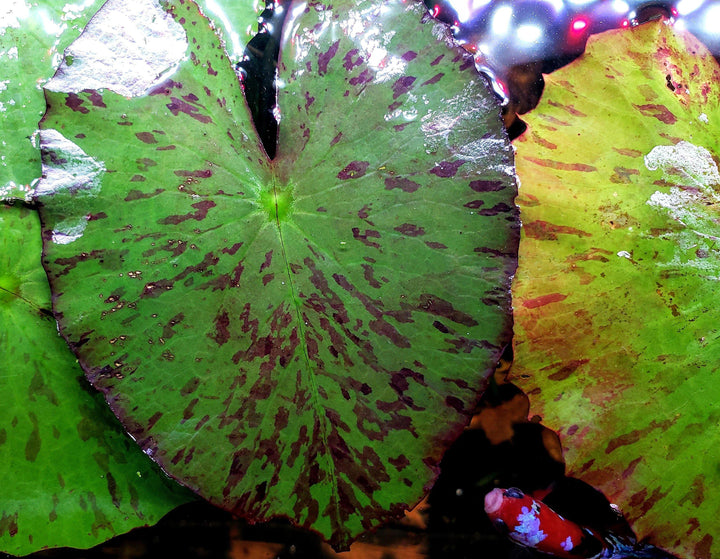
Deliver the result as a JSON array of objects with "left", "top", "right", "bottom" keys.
[{"left": 425, "top": 0, "right": 720, "bottom": 133}]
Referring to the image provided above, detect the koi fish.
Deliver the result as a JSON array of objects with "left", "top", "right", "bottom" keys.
[{"left": 484, "top": 488, "right": 678, "bottom": 559}]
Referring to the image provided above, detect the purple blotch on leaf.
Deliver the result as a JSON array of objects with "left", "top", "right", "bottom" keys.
[
  {"left": 135, "top": 132, "right": 158, "bottom": 144},
  {"left": 318, "top": 40, "right": 340, "bottom": 75},
  {"left": 385, "top": 177, "right": 421, "bottom": 193},
  {"left": 337, "top": 161, "right": 370, "bottom": 180},
  {"left": 429, "top": 160, "right": 466, "bottom": 178},
  {"left": 394, "top": 223, "right": 425, "bottom": 237},
  {"left": 392, "top": 76, "right": 416, "bottom": 99}
]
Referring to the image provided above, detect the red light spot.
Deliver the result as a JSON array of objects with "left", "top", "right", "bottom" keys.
[
  {"left": 570, "top": 17, "right": 588, "bottom": 32},
  {"left": 496, "top": 78, "right": 508, "bottom": 97},
  {"left": 621, "top": 18, "right": 630, "bottom": 27},
  {"left": 431, "top": 3, "right": 440, "bottom": 18},
  {"left": 671, "top": 7, "right": 678, "bottom": 16}
]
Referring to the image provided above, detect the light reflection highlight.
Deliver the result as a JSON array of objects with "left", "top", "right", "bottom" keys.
[{"left": 429, "top": 0, "right": 720, "bottom": 109}]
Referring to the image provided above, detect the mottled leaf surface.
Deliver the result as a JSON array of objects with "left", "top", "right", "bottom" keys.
[
  {"left": 0, "top": 0, "right": 255, "bottom": 203},
  {"left": 512, "top": 21, "right": 720, "bottom": 559},
  {"left": 0, "top": 204, "right": 193, "bottom": 556},
  {"left": 36, "top": 0, "right": 517, "bottom": 548},
  {"left": 0, "top": 0, "right": 105, "bottom": 201}
]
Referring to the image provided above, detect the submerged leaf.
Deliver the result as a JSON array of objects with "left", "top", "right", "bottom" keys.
[
  {"left": 513, "top": 21, "right": 720, "bottom": 558},
  {"left": 0, "top": 204, "right": 193, "bottom": 555},
  {"left": 36, "top": 0, "right": 517, "bottom": 547}
]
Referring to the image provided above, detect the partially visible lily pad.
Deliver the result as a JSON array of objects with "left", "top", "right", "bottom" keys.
[
  {"left": 36, "top": 0, "right": 518, "bottom": 548},
  {"left": 0, "top": 0, "right": 106, "bottom": 202},
  {"left": 513, "top": 21, "right": 720, "bottom": 558},
  {"left": 0, "top": 0, "right": 257, "bottom": 203},
  {"left": 0, "top": 203, "right": 194, "bottom": 556}
]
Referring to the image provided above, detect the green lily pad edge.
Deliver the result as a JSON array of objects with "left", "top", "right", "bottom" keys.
[{"left": 35, "top": 0, "right": 517, "bottom": 551}]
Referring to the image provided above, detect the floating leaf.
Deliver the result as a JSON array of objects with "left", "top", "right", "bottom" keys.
[
  {"left": 0, "top": 0, "right": 256, "bottom": 203},
  {"left": 512, "top": 21, "right": 720, "bottom": 558},
  {"left": 36, "top": 0, "right": 517, "bottom": 548},
  {"left": 0, "top": 203, "right": 193, "bottom": 555},
  {"left": 0, "top": 0, "right": 106, "bottom": 201}
]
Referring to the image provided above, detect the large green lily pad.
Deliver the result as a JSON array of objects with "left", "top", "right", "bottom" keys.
[
  {"left": 0, "top": 203, "right": 193, "bottom": 556},
  {"left": 36, "top": 0, "right": 517, "bottom": 548},
  {"left": 513, "top": 21, "right": 720, "bottom": 558}
]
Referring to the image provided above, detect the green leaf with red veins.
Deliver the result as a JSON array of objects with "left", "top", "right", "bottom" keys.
[
  {"left": 513, "top": 21, "right": 720, "bottom": 559},
  {"left": 36, "top": 0, "right": 517, "bottom": 548},
  {"left": 0, "top": 204, "right": 194, "bottom": 556}
]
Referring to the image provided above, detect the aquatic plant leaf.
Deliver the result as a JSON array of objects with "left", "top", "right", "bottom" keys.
[
  {"left": 0, "top": 0, "right": 255, "bottom": 203},
  {"left": 0, "top": 0, "right": 106, "bottom": 202},
  {"left": 0, "top": 204, "right": 194, "bottom": 555},
  {"left": 512, "top": 21, "right": 720, "bottom": 558},
  {"left": 36, "top": 0, "right": 518, "bottom": 548}
]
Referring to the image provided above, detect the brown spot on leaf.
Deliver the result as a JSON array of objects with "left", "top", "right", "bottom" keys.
[
  {"left": 429, "top": 159, "right": 465, "bottom": 177},
  {"left": 418, "top": 294, "right": 477, "bottom": 327},
  {"left": 524, "top": 220, "right": 591, "bottom": 241},
  {"left": 421, "top": 73, "right": 444, "bottom": 86},
  {"left": 160, "top": 200, "right": 216, "bottom": 225},
  {"left": 613, "top": 147, "right": 643, "bottom": 157},
  {"left": 521, "top": 293, "right": 567, "bottom": 309},
  {"left": 349, "top": 69, "right": 373, "bottom": 85},
  {"left": 478, "top": 203, "right": 514, "bottom": 216},
  {"left": 547, "top": 359, "right": 589, "bottom": 381},
  {"left": 209, "top": 310, "right": 230, "bottom": 346},
  {"left": 140, "top": 279, "right": 174, "bottom": 298},
  {"left": 394, "top": 223, "right": 425, "bottom": 237},
  {"left": 65, "top": 93, "right": 88, "bottom": 113},
  {"left": 0, "top": 512, "right": 19, "bottom": 537},
  {"left": 174, "top": 169, "right": 212, "bottom": 178},
  {"left": 135, "top": 132, "right": 157, "bottom": 144},
  {"left": 679, "top": 474, "right": 705, "bottom": 508},
  {"left": 318, "top": 39, "right": 340, "bottom": 75},
  {"left": 605, "top": 419, "right": 673, "bottom": 454},
  {"left": 260, "top": 250, "right": 273, "bottom": 272},
  {"left": 392, "top": 76, "right": 416, "bottom": 99},
  {"left": 610, "top": 166, "right": 640, "bottom": 183},
  {"left": 385, "top": 176, "right": 421, "bottom": 192},
  {"left": 523, "top": 156, "right": 597, "bottom": 172},
  {"left": 124, "top": 188, "right": 164, "bottom": 201},
  {"left": 469, "top": 179, "right": 504, "bottom": 192},
  {"left": 167, "top": 97, "right": 212, "bottom": 123},
  {"left": 695, "top": 534, "right": 713, "bottom": 559},
  {"left": 86, "top": 90, "right": 106, "bottom": 108},
  {"left": 633, "top": 103, "right": 677, "bottom": 124},
  {"left": 352, "top": 228, "right": 381, "bottom": 249},
  {"left": 338, "top": 161, "right": 369, "bottom": 180},
  {"left": 148, "top": 78, "right": 182, "bottom": 96},
  {"left": 25, "top": 412, "right": 40, "bottom": 462},
  {"left": 343, "top": 49, "right": 363, "bottom": 71}
]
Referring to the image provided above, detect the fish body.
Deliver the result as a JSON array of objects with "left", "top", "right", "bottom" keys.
[
  {"left": 484, "top": 488, "right": 678, "bottom": 559},
  {"left": 484, "top": 487, "right": 609, "bottom": 558}
]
